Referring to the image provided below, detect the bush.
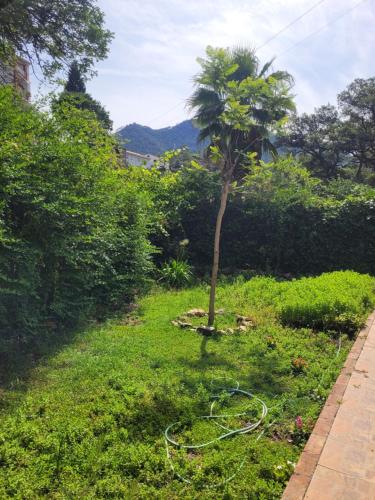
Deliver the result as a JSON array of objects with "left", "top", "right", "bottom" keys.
[
  {"left": 0, "top": 87, "right": 153, "bottom": 348},
  {"left": 151, "top": 158, "right": 375, "bottom": 277},
  {"left": 276, "top": 272, "right": 374, "bottom": 336},
  {"left": 159, "top": 259, "right": 193, "bottom": 288}
]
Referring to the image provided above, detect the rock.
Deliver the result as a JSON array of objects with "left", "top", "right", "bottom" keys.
[
  {"left": 119, "top": 313, "right": 143, "bottom": 326},
  {"left": 226, "top": 328, "right": 234, "bottom": 334},
  {"left": 236, "top": 315, "right": 252, "bottom": 323},
  {"left": 171, "top": 320, "right": 193, "bottom": 329},
  {"left": 237, "top": 325, "right": 247, "bottom": 332},
  {"left": 197, "top": 326, "right": 216, "bottom": 336},
  {"left": 236, "top": 315, "right": 254, "bottom": 328},
  {"left": 216, "top": 308, "right": 225, "bottom": 315},
  {"left": 186, "top": 308, "right": 207, "bottom": 317},
  {"left": 178, "top": 321, "right": 193, "bottom": 329},
  {"left": 216, "top": 329, "right": 226, "bottom": 335}
]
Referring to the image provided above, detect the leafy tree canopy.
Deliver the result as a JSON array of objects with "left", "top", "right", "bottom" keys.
[
  {"left": 189, "top": 46, "right": 295, "bottom": 179},
  {"left": 0, "top": 0, "right": 113, "bottom": 77},
  {"left": 279, "top": 105, "right": 345, "bottom": 179},
  {"left": 338, "top": 78, "right": 375, "bottom": 180},
  {"left": 65, "top": 61, "right": 86, "bottom": 93},
  {"left": 0, "top": 85, "right": 151, "bottom": 341},
  {"left": 281, "top": 78, "right": 375, "bottom": 183}
]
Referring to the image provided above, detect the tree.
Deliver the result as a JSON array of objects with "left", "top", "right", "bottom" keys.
[
  {"left": 279, "top": 105, "right": 345, "bottom": 179},
  {"left": 54, "top": 62, "right": 113, "bottom": 130},
  {"left": 0, "top": 0, "right": 113, "bottom": 77},
  {"left": 280, "top": 78, "right": 375, "bottom": 183},
  {"left": 188, "top": 46, "right": 295, "bottom": 326},
  {"left": 338, "top": 78, "right": 375, "bottom": 180},
  {"left": 65, "top": 61, "right": 86, "bottom": 93}
]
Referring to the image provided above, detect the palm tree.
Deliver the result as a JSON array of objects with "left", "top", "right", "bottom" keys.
[{"left": 188, "top": 46, "right": 295, "bottom": 326}]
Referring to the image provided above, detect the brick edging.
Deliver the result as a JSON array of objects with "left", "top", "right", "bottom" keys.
[{"left": 281, "top": 311, "right": 375, "bottom": 500}]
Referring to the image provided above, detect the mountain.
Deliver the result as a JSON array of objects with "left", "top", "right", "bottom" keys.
[{"left": 116, "top": 119, "right": 202, "bottom": 155}]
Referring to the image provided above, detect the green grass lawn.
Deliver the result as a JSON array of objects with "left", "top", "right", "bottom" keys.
[{"left": 1, "top": 271, "right": 374, "bottom": 499}]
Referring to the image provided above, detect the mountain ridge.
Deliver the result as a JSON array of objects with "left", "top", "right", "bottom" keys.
[{"left": 116, "top": 119, "right": 202, "bottom": 155}]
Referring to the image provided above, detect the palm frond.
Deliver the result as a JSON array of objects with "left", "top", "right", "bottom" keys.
[
  {"left": 229, "top": 46, "right": 259, "bottom": 81},
  {"left": 268, "top": 70, "right": 295, "bottom": 87},
  {"left": 258, "top": 57, "right": 275, "bottom": 78},
  {"left": 187, "top": 87, "right": 221, "bottom": 112}
]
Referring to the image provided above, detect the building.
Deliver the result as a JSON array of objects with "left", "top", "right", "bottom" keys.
[
  {"left": 0, "top": 57, "right": 31, "bottom": 100},
  {"left": 125, "top": 150, "right": 159, "bottom": 169}
]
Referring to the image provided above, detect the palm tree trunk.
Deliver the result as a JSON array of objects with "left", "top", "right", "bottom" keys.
[{"left": 208, "top": 178, "right": 231, "bottom": 326}]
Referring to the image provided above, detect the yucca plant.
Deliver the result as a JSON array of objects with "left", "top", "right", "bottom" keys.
[{"left": 159, "top": 259, "right": 193, "bottom": 289}]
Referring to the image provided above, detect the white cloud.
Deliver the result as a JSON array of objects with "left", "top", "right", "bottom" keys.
[{"left": 80, "top": 0, "right": 375, "bottom": 129}]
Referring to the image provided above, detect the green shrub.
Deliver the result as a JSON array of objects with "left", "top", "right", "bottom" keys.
[
  {"left": 239, "top": 271, "right": 375, "bottom": 336},
  {"left": 150, "top": 158, "right": 375, "bottom": 276},
  {"left": 0, "top": 87, "right": 153, "bottom": 347},
  {"left": 159, "top": 259, "right": 193, "bottom": 288}
]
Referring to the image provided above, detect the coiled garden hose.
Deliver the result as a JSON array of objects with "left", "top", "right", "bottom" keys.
[{"left": 164, "top": 385, "right": 268, "bottom": 487}]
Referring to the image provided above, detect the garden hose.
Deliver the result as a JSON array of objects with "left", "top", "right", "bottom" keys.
[
  {"left": 165, "top": 334, "right": 343, "bottom": 488},
  {"left": 164, "top": 384, "right": 268, "bottom": 487}
]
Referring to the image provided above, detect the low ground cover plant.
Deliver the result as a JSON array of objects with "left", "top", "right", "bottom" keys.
[
  {"left": 0, "top": 271, "right": 373, "bottom": 498},
  {"left": 235, "top": 271, "right": 374, "bottom": 336}
]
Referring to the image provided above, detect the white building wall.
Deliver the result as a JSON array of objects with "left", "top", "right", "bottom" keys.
[{"left": 125, "top": 151, "right": 158, "bottom": 169}]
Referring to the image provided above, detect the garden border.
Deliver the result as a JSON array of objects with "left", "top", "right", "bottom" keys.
[{"left": 282, "top": 310, "right": 375, "bottom": 499}]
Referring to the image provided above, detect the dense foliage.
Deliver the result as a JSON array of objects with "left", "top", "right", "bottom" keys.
[
  {"left": 145, "top": 158, "right": 375, "bottom": 276},
  {"left": 0, "top": 0, "right": 113, "bottom": 77},
  {"left": 189, "top": 46, "right": 295, "bottom": 163},
  {"left": 238, "top": 271, "right": 374, "bottom": 336},
  {"left": 0, "top": 87, "right": 152, "bottom": 351},
  {"left": 280, "top": 77, "right": 375, "bottom": 183},
  {"left": 54, "top": 62, "right": 113, "bottom": 130},
  {"left": 0, "top": 271, "right": 373, "bottom": 498}
]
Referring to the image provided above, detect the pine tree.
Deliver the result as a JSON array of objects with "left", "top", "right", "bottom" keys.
[
  {"left": 65, "top": 61, "right": 86, "bottom": 93},
  {"left": 55, "top": 62, "right": 113, "bottom": 130}
]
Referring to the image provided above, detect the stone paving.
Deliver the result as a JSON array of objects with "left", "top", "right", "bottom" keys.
[{"left": 283, "top": 312, "right": 375, "bottom": 500}]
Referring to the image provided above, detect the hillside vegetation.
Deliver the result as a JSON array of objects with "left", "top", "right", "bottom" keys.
[
  {"left": 0, "top": 271, "right": 374, "bottom": 498},
  {"left": 117, "top": 120, "right": 201, "bottom": 155}
]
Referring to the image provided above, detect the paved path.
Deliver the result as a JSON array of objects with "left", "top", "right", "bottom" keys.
[{"left": 283, "top": 312, "right": 375, "bottom": 500}]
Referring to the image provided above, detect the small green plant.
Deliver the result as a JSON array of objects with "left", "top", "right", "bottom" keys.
[
  {"left": 272, "top": 460, "right": 296, "bottom": 483},
  {"left": 265, "top": 336, "right": 277, "bottom": 349},
  {"left": 291, "top": 357, "right": 308, "bottom": 374},
  {"left": 159, "top": 259, "right": 193, "bottom": 288},
  {"left": 291, "top": 416, "right": 314, "bottom": 445},
  {"left": 333, "top": 312, "right": 364, "bottom": 338}
]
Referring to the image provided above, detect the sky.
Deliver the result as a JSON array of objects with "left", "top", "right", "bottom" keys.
[{"left": 33, "top": 0, "right": 375, "bottom": 130}]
